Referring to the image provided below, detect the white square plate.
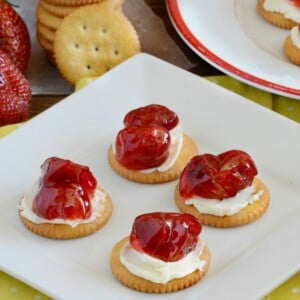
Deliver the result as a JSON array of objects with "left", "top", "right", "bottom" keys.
[{"left": 0, "top": 53, "right": 299, "bottom": 300}]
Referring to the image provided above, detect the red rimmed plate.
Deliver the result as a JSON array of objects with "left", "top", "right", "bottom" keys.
[{"left": 167, "top": 0, "right": 300, "bottom": 99}]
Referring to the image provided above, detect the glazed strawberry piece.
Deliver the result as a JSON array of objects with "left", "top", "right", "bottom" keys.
[
  {"left": 115, "top": 126, "right": 171, "bottom": 169},
  {"left": 124, "top": 104, "right": 179, "bottom": 131},
  {"left": 33, "top": 157, "right": 97, "bottom": 220},
  {"left": 130, "top": 212, "right": 202, "bottom": 262},
  {"left": 179, "top": 150, "right": 257, "bottom": 200},
  {"left": 289, "top": 0, "right": 300, "bottom": 7}
]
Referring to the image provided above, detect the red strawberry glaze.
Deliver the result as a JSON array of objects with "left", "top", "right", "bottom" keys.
[
  {"left": 124, "top": 104, "right": 179, "bottom": 131},
  {"left": 115, "top": 126, "right": 171, "bottom": 170},
  {"left": 32, "top": 157, "right": 97, "bottom": 220},
  {"left": 289, "top": 0, "right": 300, "bottom": 7},
  {"left": 179, "top": 150, "right": 257, "bottom": 200},
  {"left": 129, "top": 212, "right": 202, "bottom": 262}
]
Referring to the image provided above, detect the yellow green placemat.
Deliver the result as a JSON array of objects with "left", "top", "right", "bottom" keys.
[
  {"left": 1, "top": 271, "right": 299, "bottom": 300},
  {"left": 205, "top": 75, "right": 300, "bottom": 123},
  {"left": 0, "top": 124, "right": 19, "bottom": 138},
  {"left": 0, "top": 271, "right": 51, "bottom": 300},
  {"left": 1, "top": 76, "right": 299, "bottom": 299},
  {"left": 262, "top": 272, "right": 300, "bottom": 300}
]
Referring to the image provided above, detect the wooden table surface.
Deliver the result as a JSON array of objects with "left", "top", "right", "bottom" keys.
[{"left": 29, "top": 0, "right": 222, "bottom": 119}]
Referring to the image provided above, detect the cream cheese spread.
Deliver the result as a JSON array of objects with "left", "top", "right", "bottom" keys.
[
  {"left": 120, "top": 239, "right": 206, "bottom": 284},
  {"left": 291, "top": 25, "right": 300, "bottom": 48},
  {"left": 18, "top": 183, "right": 107, "bottom": 227},
  {"left": 185, "top": 183, "right": 264, "bottom": 216},
  {"left": 263, "top": 0, "right": 300, "bottom": 22}
]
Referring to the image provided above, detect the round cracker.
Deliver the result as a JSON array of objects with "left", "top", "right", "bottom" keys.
[
  {"left": 283, "top": 34, "right": 300, "bottom": 66},
  {"left": 40, "top": 0, "right": 123, "bottom": 17},
  {"left": 110, "top": 237, "right": 210, "bottom": 293},
  {"left": 36, "top": 33, "right": 56, "bottom": 64},
  {"left": 37, "top": 32, "right": 54, "bottom": 53},
  {"left": 174, "top": 177, "right": 270, "bottom": 227},
  {"left": 40, "top": 0, "right": 78, "bottom": 17},
  {"left": 43, "top": 0, "right": 104, "bottom": 6},
  {"left": 36, "top": 2, "right": 64, "bottom": 30},
  {"left": 37, "top": 22, "right": 56, "bottom": 43},
  {"left": 53, "top": 4, "right": 140, "bottom": 85},
  {"left": 257, "top": 0, "right": 296, "bottom": 29},
  {"left": 45, "top": 50, "right": 57, "bottom": 65},
  {"left": 19, "top": 187, "right": 113, "bottom": 239},
  {"left": 108, "top": 134, "right": 198, "bottom": 184}
]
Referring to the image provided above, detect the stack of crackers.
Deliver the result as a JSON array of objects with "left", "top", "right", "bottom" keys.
[{"left": 36, "top": 0, "right": 141, "bottom": 85}]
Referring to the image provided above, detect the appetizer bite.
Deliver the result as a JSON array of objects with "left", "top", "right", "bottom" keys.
[
  {"left": 108, "top": 104, "right": 198, "bottom": 183},
  {"left": 284, "top": 23, "right": 300, "bottom": 65},
  {"left": 19, "top": 157, "right": 112, "bottom": 239},
  {"left": 110, "top": 212, "right": 210, "bottom": 293},
  {"left": 257, "top": 0, "right": 300, "bottom": 29},
  {"left": 174, "top": 150, "right": 270, "bottom": 227}
]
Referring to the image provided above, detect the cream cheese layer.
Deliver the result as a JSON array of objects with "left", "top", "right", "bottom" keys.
[
  {"left": 185, "top": 183, "right": 263, "bottom": 216},
  {"left": 291, "top": 25, "right": 300, "bottom": 48},
  {"left": 120, "top": 239, "right": 206, "bottom": 284},
  {"left": 263, "top": 0, "right": 300, "bottom": 22}
]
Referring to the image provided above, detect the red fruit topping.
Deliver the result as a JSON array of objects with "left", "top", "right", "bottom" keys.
[
  {"left": 124, "top": 104, "right": 179, "bottom": 131},
  {"left": 0, "top": 1, "right": 31, "bottom": 72},
  {"left": 115, "top": 126, "right": 171, "bottom": 170},
  {"left": 32, "top": 157, "right": 97, "bottom": 220},
  {"left": 179, "top": 150, "right": 257, "bottom": 200},
  {"left": 289, "top": 0, "right": 300, "bottom": 7},
  {"left": 0, "top": 49, "right": 31, "bottom": 126},
  {"left": 130, "top": 212, "right": 202, "bottom": 262}
]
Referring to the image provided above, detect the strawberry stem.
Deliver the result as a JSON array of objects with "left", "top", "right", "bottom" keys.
[{"left": 2, "top": 0, "right": 19, "bottom": 8}]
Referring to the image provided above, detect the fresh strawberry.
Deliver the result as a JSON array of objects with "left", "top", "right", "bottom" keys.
[
  {"left": 124, "top": 104, "right": 179, "bottom": 131},
  {"left": 130, "top": 212, "right": 202, "bottom": 262},
  {"left": 0, "top": 49, "right": 31, "bottom": 126},
  {"left": 179, "top": 150, "right": 257, "bottom": 200},
  {"left": 115, "top": 125, "right": 171, "bottom": 170},
  {"left": 0, "top": 0, "right": 31, "bottom": 72},
  {"left": 33, "top": 157, "right": 97, "bottom": 220}
]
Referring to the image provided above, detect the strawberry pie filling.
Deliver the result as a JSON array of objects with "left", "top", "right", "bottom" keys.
[
  {"left": 113, "top": 104, "right": 183, "bottom": 172},
  {"left": 289, "top": 0, "right": 300, "bottom": 8},
  {"left": 19, "top": 157, "right": 107, "bottom": 227},
  {"left": 137, "top": 124, "right": 183, "bottom": 173},
  {"left": 19, "top": 184, "right": 107, "bottom": 228},
  {"left": 179, "top": 150, "right": 264, "bottom": 216},
  {"left": 120, "top": 212, "right": 207, "bottom": 284}
]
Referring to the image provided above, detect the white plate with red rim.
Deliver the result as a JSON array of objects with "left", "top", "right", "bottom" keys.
[
  {"left": 0, "top": 53, "right": 299, "bottom": 300},
  {"left": 166, "top": 0, "right": 300, "bottom": 99}
]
